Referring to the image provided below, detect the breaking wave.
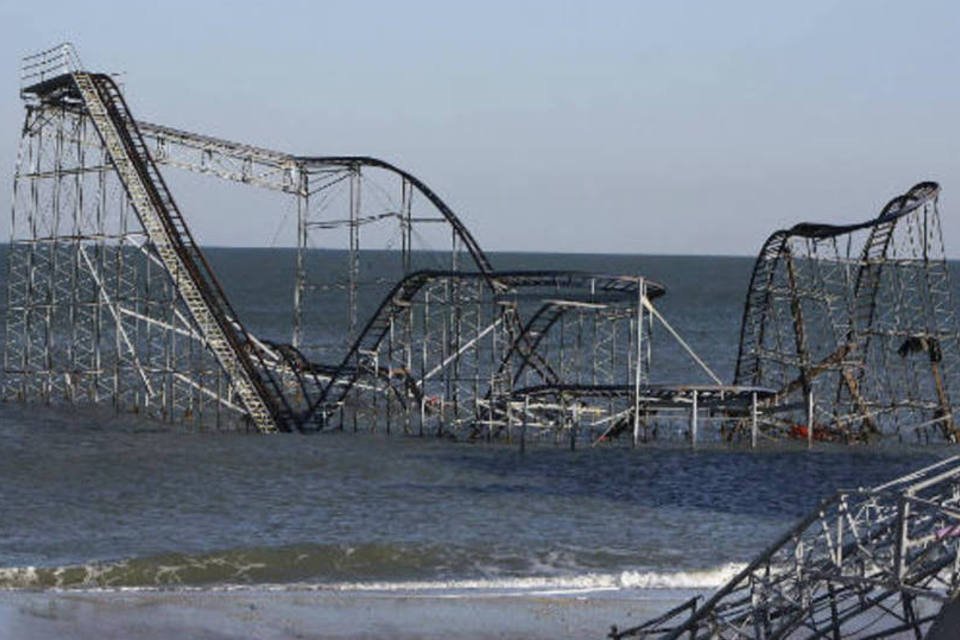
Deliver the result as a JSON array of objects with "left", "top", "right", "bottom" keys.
[
  {"left": 0, "top": 543, "right": 745, "bottom": 593},
  {"left": 328, "top": 564, "right": 746, "bottom": 594}
]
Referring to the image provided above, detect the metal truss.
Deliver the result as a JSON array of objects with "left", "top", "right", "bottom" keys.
[
  {"left": 611, "top": 455, "right": 960, "bottom": 639},
  {"left": 5, "top": 53, "right": 268, "bottom": 430},
  {"left": 1, "top": 44, "right": 780, "bottom": 442},
  {"left": 126, "top": 88, "right": 670, "bottom": 441},
  {"left": 734, "top": 182, "right": 960, "bottom": 443},
  {"left": 313, "top": 271, "right": 661, "bottom": 440},
  {"left": 135, "top": 119, "right": 494, "bottom": 358},
  {"left": 496, "top": 383, "right": 776, "bottom": 450}
]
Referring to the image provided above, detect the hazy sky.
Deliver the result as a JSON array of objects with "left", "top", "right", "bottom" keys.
[{"left": 1, "top": 0, "right": 959, "bottom": 255}]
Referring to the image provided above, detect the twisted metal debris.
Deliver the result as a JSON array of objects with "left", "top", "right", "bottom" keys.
[{"left": 611, "top": 455, "right": 960, "bottom": 639}]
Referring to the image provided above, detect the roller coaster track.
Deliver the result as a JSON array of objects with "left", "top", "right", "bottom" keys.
[
  {"left": 844, "top": 184, "right": 955, "bottom": 438},
  {"left": 300, "top": 269, "right": 442, "bottom": 426},
  {"left": 16, "top": 57, "right": 631, "bottom": 435},
  {"left": 23, "top": 72, "right": 290, "bottom": 433},
  {"left": 734, "top": 182, "right": 940, "bottom": 398},
  {"left": 734, "top": 230, "right": 789, "bottom": 387},
  {"left": 304, "top": 271, "right": 655, "bottom": 427},
  {"left": 510, "top": 383, "right": 772, "bottom": 408},
  {"left": 834, "top": 187, "right": 931, "bottom": 435},
  {"left": 493, "top": 274, "right": 658, "bottom": 382},
  {"left": 135, "top": 120, "right": 495, "bottom": 278},
  {"left": 501, "top": 303, "right": 570, "bottom": 385},
  {"left": 467, "top": 276, "right": 666, "bottom": 437},
  {"left": 734, "top": 182, "right": 939, "bottom": 384},
  {"left": 300, "top": 157, "right": 493, "bottom": 277}
]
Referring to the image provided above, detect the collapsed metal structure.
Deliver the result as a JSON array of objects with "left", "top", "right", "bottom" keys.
[
  {"left": 4, "top": 45, "right": 960, "bottom": 447},
  {"left": 612, "top": 455, "right": 960, "bottom": 639},
  {"left": 4, "top": 44, "right": 764, "bottom": 443},
  {"left": 734, "top": 183, "right": 960, "bottom": 444},
  {"left": 10, "top": 42, "right": 960, "bottom": 640}
]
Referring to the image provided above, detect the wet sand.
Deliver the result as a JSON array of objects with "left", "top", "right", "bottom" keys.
[{"left": 0, "top": 588, "right": 695, "bottom": 639}]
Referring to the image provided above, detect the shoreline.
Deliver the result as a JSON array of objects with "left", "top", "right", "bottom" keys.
[{"left": 0, "top": 587, "right": 697, "bottom": 640}]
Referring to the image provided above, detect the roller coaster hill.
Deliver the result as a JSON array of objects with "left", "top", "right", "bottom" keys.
[{"left": 4, "top": 44, "right": 960, "bottom": 446}]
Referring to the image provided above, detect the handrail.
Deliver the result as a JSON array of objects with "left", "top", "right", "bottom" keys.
[{"left": 21, "top": 43, "right": 82, "bottom": 92}]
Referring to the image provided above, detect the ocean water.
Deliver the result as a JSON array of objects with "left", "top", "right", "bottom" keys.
[{"left": 0, "top": 248, "right": 948, "bottom": 597}]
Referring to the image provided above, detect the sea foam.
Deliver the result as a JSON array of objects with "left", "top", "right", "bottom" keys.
[{"left": 0, "top": 561, "right": 746, "bottom": 595}]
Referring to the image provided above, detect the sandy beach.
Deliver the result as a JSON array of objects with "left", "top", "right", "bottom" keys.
[{"left": 0, "top": 588, "right": 695, "bottom": 640}]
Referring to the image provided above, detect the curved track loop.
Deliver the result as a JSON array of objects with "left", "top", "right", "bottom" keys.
[
  {"left": 734, "top": 181, "right": 940, "bottom": 387},
  {"left": 297, "top": 157, "right": 494, "bottom": 278},
  {"left": 133, "top": 121, "right": 495, "bottom": 279}
]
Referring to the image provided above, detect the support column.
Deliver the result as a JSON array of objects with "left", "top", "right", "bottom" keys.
[
  {"left": 691, "top": 390, "right": 699, "bottom": 448},
  {"left": 348, "top": 167, "right": 360, "bottom": 336},
  {"left": 633, "top": 277, "right": 645, "bottom": 447},
  {"left": 292, "top": 168, "right": 308, "bottom": 349},
  {"left": 401, "top": 178, "right": 412, "bottom": 274},
  {"left": 520, "top": 395, "right": 528, "bottom": 454}
]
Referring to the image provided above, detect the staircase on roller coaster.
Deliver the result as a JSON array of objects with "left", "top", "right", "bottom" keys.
[{"left": 23, "top": 71, "right": 293, "bottom": 432}]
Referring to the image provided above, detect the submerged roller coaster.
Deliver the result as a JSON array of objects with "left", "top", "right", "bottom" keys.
[
  {"left": 3, "top": 44, "right": 960, "bottom": 447},
  {"left": 7, "top": 41, "right": 960, "bottom": 640},
  {"left": 2, "top": 44, "right": 757, "bottom": 442}
]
